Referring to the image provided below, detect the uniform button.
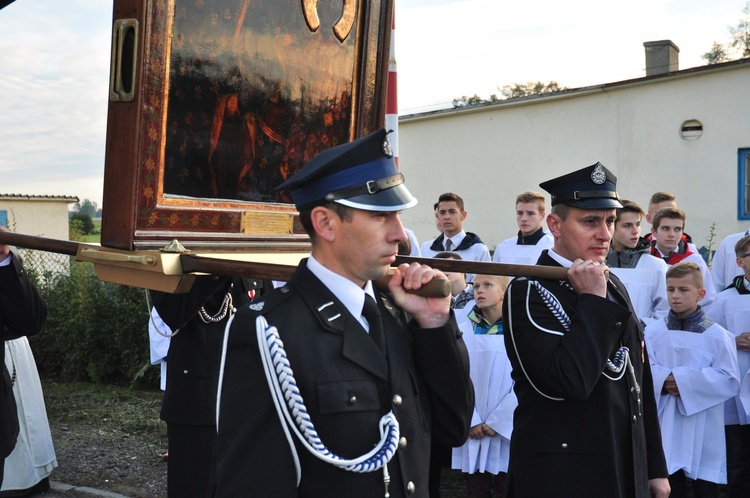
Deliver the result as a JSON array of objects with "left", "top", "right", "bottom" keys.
[
  {"left": 633, "top": 415, "right": 637, "bottom": 423},
  {"left": 614, "top": 322, "right": 623, "bottom": 329},
  {"left": 280, "top": 286, "right": 290, "bottom": 294},
  {"left": 392, "top": 394, "right": 403, "bottom": 406},
  {"left": 183, "top": 370, "right": 189, "bottom": 374},
  {"left": 407, "top": 482, "right": 416, "bottom": 494},
  {"left": 399, "top": 437, "right": 407, "bottom": 448},
  {"left": 561, "top": 443, "right": 568, "bottom": 449},
  {"left": 212, "top": 276, "right": 219, "bottom": 281},
  {"left": 348, "top": 396, "right": 357, "bottom": 405},
  {"left": 631, "top": 387, "right": 635, "bottom": 393}
]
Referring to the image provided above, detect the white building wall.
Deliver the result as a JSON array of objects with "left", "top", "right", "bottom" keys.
[
  {"left": 0, "top": 198, "right": 74, "bottom": 240},
  {"left": 399, "top": 63, "right": 750, "bottom": 254}
]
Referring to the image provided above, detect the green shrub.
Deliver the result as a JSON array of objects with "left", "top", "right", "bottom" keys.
[
  {"left": 28, "top": 261, "right": 158, "bottom": 388},
  {"left": 70, "top": 213, "right": 95, "bottom": 235}
]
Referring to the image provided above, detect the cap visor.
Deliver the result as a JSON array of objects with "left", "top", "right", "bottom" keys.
[
  {"left": 564, "top": 198, "right": 623, "bottom": 209},
  {"left": 335, "top": 184, "right": 418, "bottom": 211}
]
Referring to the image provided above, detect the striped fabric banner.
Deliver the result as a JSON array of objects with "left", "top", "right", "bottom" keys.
[{"left": 385, "top": 2, "right": 399, "bottom": 166}]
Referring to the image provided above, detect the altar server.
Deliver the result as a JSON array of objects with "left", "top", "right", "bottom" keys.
[{"left": 646, "top": 262, "right": 740, "bottom": 497}]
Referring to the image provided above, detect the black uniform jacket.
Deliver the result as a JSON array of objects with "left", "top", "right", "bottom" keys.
[
  {"left": 153, "top": 276, "right": 261, "bottom": 426},
  {"left": 502, "top": 251, "right": 667, "bottom": 498},
  {"left": 213, "top": 261, "right": 473, "bottom": 497},
  {"left": 0, "top": 248, "right": 47, "bottom": 459}
]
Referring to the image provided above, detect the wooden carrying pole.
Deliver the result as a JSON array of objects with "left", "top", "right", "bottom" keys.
[{"left": 0, "top": 232, "right": 569, "bottom": 296}]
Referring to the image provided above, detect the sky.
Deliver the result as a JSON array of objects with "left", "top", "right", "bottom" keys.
[{"left": 0, "top": 0, "right": 746, "bottom": 208}]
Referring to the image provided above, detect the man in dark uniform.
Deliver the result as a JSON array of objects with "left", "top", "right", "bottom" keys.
[
  {"left": 0, "top": 226, "right": 47, "bottom": 486},
  {"left": 212, "top": 129, "right": 473, "bottom": 497},
  {"left": 151, "top": 276, "right": 269, "bottom": 498},
  {"left": 502, "top": 163, "right": 670, "bottom": 498}
]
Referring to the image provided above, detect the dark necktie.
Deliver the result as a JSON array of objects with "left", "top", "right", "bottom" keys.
[
  {"left": 362, "top": 294, "right": 386, "bottom": 355},
  {"left": 445, "top": 238, "right": 453, "bottom": 251}
]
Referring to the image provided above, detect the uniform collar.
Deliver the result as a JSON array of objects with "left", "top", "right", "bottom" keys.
[
  {"left": 547, "top": 247, "right": 573, "bottom": 268},
  {"left": 306, "top": 254, "right": 375, "bottom": 329}
]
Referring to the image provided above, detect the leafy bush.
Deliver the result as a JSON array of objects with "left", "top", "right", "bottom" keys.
[
  {"left": 70, "top": 213, "right": 94, "bottom": 235},
  {"left": 28, "top": 261, "right": 158, "bottom": 387}
]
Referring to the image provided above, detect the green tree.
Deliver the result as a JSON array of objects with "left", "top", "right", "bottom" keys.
[
  {"left": 702, "top": 1, "right": 750, "bottom": 63},
  {"left": 702, "top": 42, "right": 729, "bottom": 64},
  {"left": 70, "top": 212, "right": 94, "bottom": 235},
  {"left": 452, "top": 93, "right": 499, "bottom": 108},
  {"left": 729, "top": 1, "right": 750, "bottom": 58},
  {"left": 451, "top": 81, "right": 565, "bottom": 109},
  {"left": 500, "top": 81, "right": 565, "bottom": 99},
  {"left": 74, "top": 199, "right": 99, "bottom": 218}
]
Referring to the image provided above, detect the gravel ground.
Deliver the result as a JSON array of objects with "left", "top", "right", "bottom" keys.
[
  {"left": 32, "top": 381, "right": 468, "bottom": 498},
  {"left": 35, "top": 381, "right": 167, "bottom": 498},
  {"left": 43, "top": 420, "right": 167, "bottom": 497}
]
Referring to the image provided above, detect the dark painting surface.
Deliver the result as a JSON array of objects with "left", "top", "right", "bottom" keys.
[{"left": 163, "top": 0, "right": 359, "bottom": 204}]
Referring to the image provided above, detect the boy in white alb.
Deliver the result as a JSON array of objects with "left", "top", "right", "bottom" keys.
[
  {"left": 453, "top": 274, "right": 515, "bottom": 498},
  {"left": 650, "top": 207, "right": 716, "bottom": 311},
  {"left": 422, "top": 193, "right": 490, "bottom": 283},
  {"left": 605, "top": 200, "right": 669, "bottom": 325},
  {"left": 707, "top": 234, "right": 750, "bottom": 497},
  {"left": 646, "top": 262, "right": 740, "bottom": 498},
  {"left": 492, "top": 191, "right": 553, "bottom": 266}
]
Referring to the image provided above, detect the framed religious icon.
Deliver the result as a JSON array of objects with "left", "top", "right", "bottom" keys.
[{"left": 101, "top": 0, "right": 394, "bottom": 251}]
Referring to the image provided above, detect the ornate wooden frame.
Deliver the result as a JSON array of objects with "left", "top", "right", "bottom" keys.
[{"left": 102, "top": 0, "right": 393, "bottom": 250}]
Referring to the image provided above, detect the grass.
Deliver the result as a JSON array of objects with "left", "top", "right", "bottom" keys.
[
  {"left": 81, "top": 219, "right": 101, "bottom": 243},
  {"left": 43, "top": 380, "right": 164, "bottom": 435}
]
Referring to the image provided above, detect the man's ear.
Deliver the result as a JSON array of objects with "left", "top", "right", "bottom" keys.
[
  {"left": 546, "top": 213, "right": 562, "bottom": 238},
  {"left": 310, "top": 206, "right": 337, "bottom": 243},
  {"left": 461, "top": 210, "right": 467, "bottom": 221}
]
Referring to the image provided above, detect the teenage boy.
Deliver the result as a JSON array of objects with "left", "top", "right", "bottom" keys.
[
  {"left": 650, "top": 207, "right": 716, "bottom": 310},
  {"left": 492, "top": 191, "right": 553, "bottom": 266},
  {"left": 646, "top": 262, "right": 740, "bottom": 498},
  {"left": 643, "top": 192, "right": 695, "bottom": 249},
  {"left": 453, "top": 274, "right": 515, "bottom": 498},
  {"left": 423, "top": 193, "right": 490, "bottom": 283},
  {"left": 605, "top": 200, "right": 669, "bottom": 325},
  {"left": 707, "top": 234, "right": 750, "bottom": 497}
]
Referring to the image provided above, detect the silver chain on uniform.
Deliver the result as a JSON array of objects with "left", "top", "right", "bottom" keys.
[{"left": 198, "top": 284, "right": 236, "bottom": 323}]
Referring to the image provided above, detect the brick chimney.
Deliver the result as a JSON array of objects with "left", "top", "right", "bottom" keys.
[{"left": 644, "top": 40, "right": 679, "bottom": 76}]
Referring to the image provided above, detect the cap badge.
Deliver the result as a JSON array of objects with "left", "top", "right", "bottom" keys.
[
  {"left": 382, "top": 138, "right": 393, "bottom": 158},
  {"left": 591, "top": 163, "right": 606, "bottom": 185},
  {"left": 249, "top": 302, "right": 265, "bottom": 311}
]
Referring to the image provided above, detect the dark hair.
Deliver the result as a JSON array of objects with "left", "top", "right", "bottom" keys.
[
  {"left": 550, "top": 203, "right": 571, "bottom": 220},
  {"left": 433, "top": 251, "right": 462, "bottom": 260},
  {"left": 298, "top": 202, "right": 353, "bottom": 241},
  {"left": 652, "top": 207, "right": 685, "bottom": 230},
  {"left": 437, "top": 192, "right": 464, "bottom": 211},
  {"left": 735, "top": 235, "right": 750, "bottom": 257},
  {"left": 615, "top": 199, "right": 645, "bottom": 225}
]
